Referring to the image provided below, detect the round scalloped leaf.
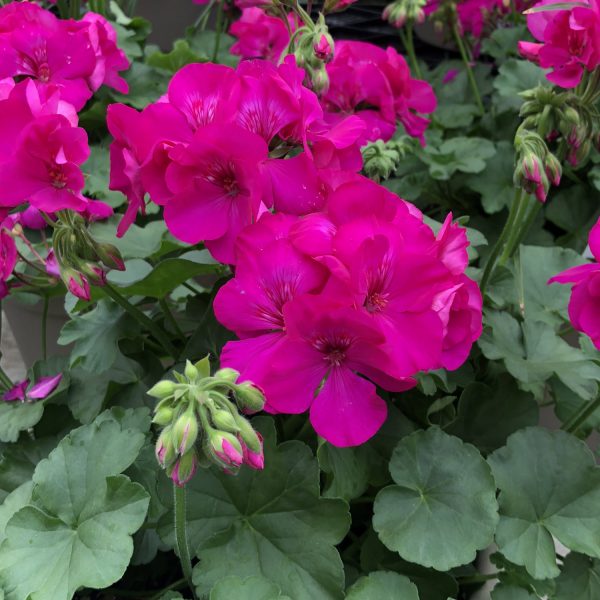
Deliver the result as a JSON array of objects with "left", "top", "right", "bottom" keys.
[{"left": 346, "top": 571, "right": 419, "bottom": 599}]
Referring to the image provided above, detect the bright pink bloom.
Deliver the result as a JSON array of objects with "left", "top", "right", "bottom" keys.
[
  {"left": 549, "top": 217, "right": 600, "bottom": 348},
  {"left": 229, "top": 8, "right": 293, "bottom": 63},
  {"left": 519, "top": 0, "right": 600, "bottom": 88},
  {"left": 81, "top": 12, "right": 129, "bottom": 95},
  {"left": 3, "top": 379, "right": 28, "bottom": 402},
  {"left": 323, "top": 41, "right": 436, "bottom": 144},
  {"left": 45, "top": 249, "right": 60, "bottom": 278},
  {"left": 0, "top": 228, "right": 16, "bottom": 282},
  {"left": 163, "top": 123, "right": 269, "bottom": 263},
  {"left": 2, "top": 373, "right": 62, "bottom": 402}
]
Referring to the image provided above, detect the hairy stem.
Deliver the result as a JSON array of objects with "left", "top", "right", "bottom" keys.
[
  {"left": 400, "top": 23, "right": 422, "bottom": 80},
  {"left": 452, "top": 22, "right": 484, "bottom": 115},
  {"left": 174, "top": 484, "right": 198, "bottom": 600}
]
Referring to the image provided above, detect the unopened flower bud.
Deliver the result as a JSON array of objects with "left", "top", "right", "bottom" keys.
[
  {"left": 310, "top": 66, "right": 330, "bottom": 94},
  {"left": 172, "top": 406, "right": 199, "bottom": 455},
  {"left": 148, "top": 379, "right": 177, "bottom": 399},
  {"left": 544, "top": 152, "right": 562, "bottom": 186},
  {"left": 208, "top": 430, "right": 244, "bottom": 469},
  {"left": 79, "top": 262, "right": 107, "bottom": 286},
  {"left": 313, "top": 33, "right": 334, "bottom": 62},
  {"left": 94, "top": 242, "right": 125, "bottom": 271},
  {"left": 239, "top": 433, "right": 264, "bottom": 470},
  {"left": 211, "top": 407, "right": 240, "bottom": 433},
  {"left": 214, "top": 368, "right": 240, "bottom": 384},
  {"left": 63, "top": 269, "right": 91, "bottom": 301},
  {"left": 234, "top": 414, "right": 262, "bottom": 454},
  {"left": 152, "top": 405, "right": 174, "bottom": 426},
  {"left": 234, "top": 381, "right": 266, "bottom": 414},
  {"left": 184, "top": 359, "right": 199, "bottom": 382},
  {"left": 169, "top": 450, "right": 198, "bottom": 487},
  {"left": 155, "top": 427, "right": 177, "bottom": 469}
]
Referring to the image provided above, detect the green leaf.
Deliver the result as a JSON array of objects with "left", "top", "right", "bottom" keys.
[
  {"left": 107, "top": 251, "right": 220, "bottom": 297},
  {"left": 58, "top": 300, "right": 140, "bottom": 373},
  {"left": 158, "top": 418, "right": 350, "bottom": 600},
  {"left": 488, "top": 427, "right": 600, "bottom": 579},
  {"left": 490, "top": 553, "right": 555, "bottom": 597},
  {"left": 446, "top": 376, "right": 538, "bottom": 453},
  {"left": 554, "top": 553, "right": 600, "bottom": 599},
  {"left": 491, "top": 584, "right": 538, "bottom": 599},
  {"left": 89, "top": 218, "right": 168, "bottom": 260},
  {"left": 422, "top": 137, "right": 496, "bottom": 180},
  {"left": 147, "top": 40, "right": 202, "bottom": 72},
  {"left": 0, "top": 482, "right": 32, "bottom": 544},
  {"left": 479, "top": 311, "right": 600, "bottom": 400},
  {"left": 346, "top": 571, "right": 419, "bottom": 599},
  {"left": 0, "top": 412, "right": 149, "bottom": 600},
  {"left": 466, "top": 141, "right": 515, "bottom": 214},
  {"left": 519, "top": 245, "right": 587, "bottom": 326},
  {"left": 317, "top": 442, "right": 371, "bottom": 501},
  {"left": 493, "top": 60, "right": 547, "bottom": 113},
  {"left": 481, "top": 25, "right": 528, "bottom": 61},
  {"left": 434, "top": 104, "right": 479, "bottom": 129},
  {"left": 359, "top": 529, "right": 457, "bottom": 600},
  {"left": 83, "top": 144, "right": 126, "bottom": 207},
  {"left": 373, "top": 427, "right": 499, "bottom": 571},
  {"left": 210, "top": 575, "right": 292, "bottom": 599},
  {"left": 0, "top": 403, "right": 44, "bottom": 443},
  {"left": 111, "top": 62, "right": 172, "bottom": 109}
]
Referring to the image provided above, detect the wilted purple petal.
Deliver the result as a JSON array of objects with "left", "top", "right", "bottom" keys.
[
  {"left": 3, "top": 379, "right": 29, "bottom": 402},
  {"left": 28, "top": 374, "right": 63, "bottom": 399}
]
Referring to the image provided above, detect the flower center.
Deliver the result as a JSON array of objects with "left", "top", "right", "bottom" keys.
[
  {"left": 364, "top": 291, "right": 388, "bottom": 313},
  {"left": 49, "top": 167, "right": 67, "bottom": 189},
  {"left": 313, "top": 334, "right": 352, "bottom": 367}
]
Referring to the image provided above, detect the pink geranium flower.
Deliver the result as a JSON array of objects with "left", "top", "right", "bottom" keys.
[
  {"left": 229, "top": 7, "right": 294, "bottom": 63},
  {"left": 519, "top": 0, "right": 600, "bottom": 88},
  {"left": 323, "top": 41, "right": 436, "bottom": 144},
  {"left": 549, "top": 217, "right": 600, "bottom": 347},
  {"left": 0, "top": 228, "right": 16, "bottom": 283},
  {"left": 163, "top": 122, "right": 269, "bottom": 263}
]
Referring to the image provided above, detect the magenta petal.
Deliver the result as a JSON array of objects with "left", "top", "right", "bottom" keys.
[
  {"left": 548, "top": 263, "right": 600, "bottom": 285},
  {"left": 3, "top": 379, "right": 28, "bottom": 402},
  {"left": 310, "top": 367, "right": 387, "bottom": 447},
  {"left": 28, "top": 373, "right": 62, "bottom": 399}
]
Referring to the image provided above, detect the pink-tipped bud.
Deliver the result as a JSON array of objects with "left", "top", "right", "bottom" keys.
[
  {"left": 211, "top": 431, "right": 244, "bottom": 468},
  {"left": 170, "top": 451, "right": 198, "bottom": 487},
  {"left": 65, "top": 270, "right": 91, "bottom": 301},
  {"left": 95, "top": 242, "right": 126, "bottom": 271},
  {"left": 172, "top": 407, "right": 199, "bottom": 455},
  {"left": 234, "top": 381, "right": 266, "bottom": 414},
  {"left": 314, "top": 34, "right": 334, "bottom": 62},
  {"left": 45, "top": 249, "right": 60, "bottom": 278},
  {"left": 240, "top": 432, "right": 264, "bottom": 470},
  {"left": 80, "top": 262, "right": 107, "bottom": 286}
]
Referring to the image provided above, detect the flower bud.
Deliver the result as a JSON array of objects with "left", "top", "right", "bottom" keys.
[
  {"left": 239, "top": 433, "right": 264, "bottom": 470},
  {"left": 208, "top": 430, "right": 244, "bottom": 469},
  {"left": 544, "top": 152, "right": 562, "bottom": 186},
  {"left": 169, "top": 450, "right": 198, "bottom": 487},
  {"left": 214, "top": 368, "right": 240, "bottom": 384},
  {"left": 63, "top": 269, "right": 91, "bottom": 301},
  {"left": 184, "top": 359, "right": 199, "bottom": 382},
  {"left": 211, "top": 407, "right": 240, "bottom": 433},
  {"left": 172, "top": 406, "right": 199, "bottom": 455},
  {"left": 152, "top": 405, "right": 174, "bottom": 426},
  {"left": 235, "top": 414, "right": 262, "bottom": 454},
  {"left": 155, "top": 427, "right": 177, "bottom": 469},
  {"left": 148, "top": 379, "right": 177, "bottom": 399},
  {"left": 234, "top": 381, "right": 266, "bottom": 414},
  {"left": 94, "top": 242, "right": 126, "bottom": 271},
  {"left": 79, "top": 262, "right": 107, "bottom": 286},
  {"left": 313, "top": 33, "right": 334, "bottom": 62}
]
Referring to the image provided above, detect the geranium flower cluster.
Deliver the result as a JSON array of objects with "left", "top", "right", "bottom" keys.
[
  {"left": 519, "top": 0, "right": 600, "bottom": 88},
  {"left": 550, "top": 217, "right": 600, "bottom": 348},
  {"left": 0, "top": 2, "right": 129, "bottom": 109},
  {"left": 214, "top": 176, "right": 482, "bottom": 446},
  {"left": 423, "top": 0, "right": 510, "bottom": 38},
  {"left": 108, "top": 57, "right": 479, "bottom": 447},
  {"left": 228, "top": 12, "right": 436, "bottom": 144},
  {"left": 0, "top": 2, "right": 129, "bottom": 300},
  {"left": 107, "top": 58, "right": 367, "bottom": 262}
]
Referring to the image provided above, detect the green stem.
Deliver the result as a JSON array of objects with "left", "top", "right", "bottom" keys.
[
  {"left": 212, "top": 1, "right": 224, "bottom": 62},
  {"left": 70, "top": 0, "right": 80, "bottom": 18},
  {"left": 174, "top": 484, "right": 197, "bottom": 600},
  {"left": 159, "top": 298, "right": 186, "bottom": 343},
  {"left": 41, "top": 296, "right": 49, "bottom": 361},
  {"left": 102, "top": 283, "right": 178, "bottom": 360},
  {"left": 150, "top": 578, "right": 188, "bottom": 600},
  {"left": 499, "top": 193, "right": 539, "bottom": 265},
  {"left": 399, "top": 23, "right": 422, "bottom": 80},
  {"left": 452, "top": 22, "right": 484, "bottom": 115},
  {"left": 480, "top": 189, "right": 522, "bottom": 294},
  {"left": 562, "top": 394, "right": 600, "bottom": 434}
]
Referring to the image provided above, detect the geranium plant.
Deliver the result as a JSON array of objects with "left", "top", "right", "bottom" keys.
[{"left": 1, "top": 0, "right": 600, "bottom": 598}]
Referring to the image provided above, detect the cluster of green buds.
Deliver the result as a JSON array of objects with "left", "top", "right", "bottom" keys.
[
  {"left": 286, "top": 12, "right": 334, "bottom": 94},
  {"left": 514, "top": 129, "right": 561, "bottom": 203},
  {"left": 362, "top": 136, "right": 419, "bottom": 181},
  {"left": 382, "top": 0, "right": 426, "bottom": 27},
  {"left": 52, "top": 210, "right": 124, "bottom": 300},
  {"left": 149, "top": 356, "right": 266, "bottom": 486}
]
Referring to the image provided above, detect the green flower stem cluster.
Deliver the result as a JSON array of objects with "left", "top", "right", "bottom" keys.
[
  {"left": 149, "top": 357, "right": 266, "bottom": 486},
  {"left": 362, "top": 136, "right": 419, "bottom": 182}
]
